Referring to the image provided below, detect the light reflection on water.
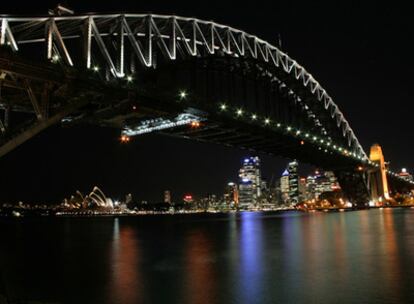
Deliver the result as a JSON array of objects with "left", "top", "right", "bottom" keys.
[
  {"left": 109, "top": 218, "right": 143, "bottom": 304},
  {"left": 1, "top": 209, "right": 414, "bottom": 304}
]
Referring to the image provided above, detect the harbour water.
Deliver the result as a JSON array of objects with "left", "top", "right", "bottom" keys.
[{"left": 1, "top": 209, "right": 414, "bottom": 303}]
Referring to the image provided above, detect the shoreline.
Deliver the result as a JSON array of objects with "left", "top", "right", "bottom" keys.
[{"left": 1, "top": 205, "right": 413, "bottom": 219}]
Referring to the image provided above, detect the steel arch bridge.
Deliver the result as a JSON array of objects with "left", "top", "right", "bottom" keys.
[{"left": 0, "top": 12, "right": 412, "bottom": 204}]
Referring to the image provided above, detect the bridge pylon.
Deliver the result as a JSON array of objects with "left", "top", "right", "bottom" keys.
[{"left": 368, "top": 144, "right": 390, "bottom": 204}]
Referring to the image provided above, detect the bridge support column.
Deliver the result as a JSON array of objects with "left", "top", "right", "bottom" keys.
[
  {"left": 335, "top": 170, "right": 371, "bottom": 208},
  {"left": 368, "top": 144, "right": 390, "bottom": 203}
]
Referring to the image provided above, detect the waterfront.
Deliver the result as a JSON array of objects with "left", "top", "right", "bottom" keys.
[{"left": 0, "top": 209, "right": 414, "bottom": 303}]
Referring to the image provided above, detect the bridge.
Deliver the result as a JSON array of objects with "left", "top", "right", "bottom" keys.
[{"left": 0, "top": 10, "right": 412, "bottom": 206}]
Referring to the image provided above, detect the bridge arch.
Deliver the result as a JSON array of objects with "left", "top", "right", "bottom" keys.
[{"left": 0, "top": 13, "right": 365, "bottom": 158}]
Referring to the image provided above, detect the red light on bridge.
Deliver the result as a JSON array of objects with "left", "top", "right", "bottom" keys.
[
  {"left": 190, "top": 121, "right": 200, "bottom": 128},
  {"left": 120, "top": 135, "right": 131, "bottom": 143},
  {"left": 357, "top": 166, "right": 364, "bottom": 171},
  {"left": 300, "top": 140, "right": 305, "bottom": 145}
]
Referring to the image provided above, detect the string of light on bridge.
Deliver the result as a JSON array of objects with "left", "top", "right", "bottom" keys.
[{"left": 217, "top": 102, "right": 413, "bottom": 184}]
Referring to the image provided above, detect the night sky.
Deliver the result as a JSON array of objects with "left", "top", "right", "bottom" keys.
[{"left": 0, "top": 1, "right": 412, "bottom": 204}]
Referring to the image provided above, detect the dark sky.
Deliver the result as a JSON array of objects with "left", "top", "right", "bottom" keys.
[{"left": 0, "top": 1, "right": 413, "bottom": 204}]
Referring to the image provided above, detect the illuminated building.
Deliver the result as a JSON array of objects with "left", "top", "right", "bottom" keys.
[
  {"left": 306, "top": 170, "right": 340, "bottom": 199},
  {"left": 399, "top": 168, "right": 413, "bottom": 182},
  {"left": 298, "top": 177, "right": 307, "bottom": 202},
  {"left": 164, "top": 190, "right": 171, "bottom": 204},
  {"left": 280, "top": 169, "right": 290, "bottom": 203},
  {"left": 183, "top": 194, "right": 193, "bottom": 203},
  {"left": 306, "top": 174, "right": 317, "bottom": 199},
  {"left": 279, "top": 160, "right": 299, "bottom": 204},
  {"left": 238, "top": 157, "right": 262, "bottom": 208},
  {"left": 225, "top": 182, "right": 239, "bottom": 206},
  {"left": 369, "top": 144, "right": 390, "bottom": 201},
  {"left": 288, "top": 160, "right": 299, "bottom": 204}
]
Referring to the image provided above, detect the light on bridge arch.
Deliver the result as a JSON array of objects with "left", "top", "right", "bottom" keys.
[
  {"left": 52, "top": 54, "right": 59, "bottom": 62},
  {"left": 236, "top": 109, "right": 243, "bottom": 116},
  {"left": 179, "top": 90, "right": 188, "bottom": 100},
  {"left": 251, "top": 114, "right": 257, "bottom": 120},
  {"left": 220, "top": 104, "right": 227, "bottom": 111},
  {"left": 264, "top": 118, "right": 270, "bottom": 124},
  {"left": 126, "top": 75, "right": 133, "bottom": 82},
  {"left": 93, "top": 65, "right": 99, "bottom": 72}
]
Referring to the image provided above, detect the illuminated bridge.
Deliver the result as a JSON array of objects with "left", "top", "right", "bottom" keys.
[{"left": 0, "top": 10, "right": 412, "bottom": 205}]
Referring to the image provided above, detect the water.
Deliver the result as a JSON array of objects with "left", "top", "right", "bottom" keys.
[{"left": 1, "top": 209, "right": 414, "bottom": 304}]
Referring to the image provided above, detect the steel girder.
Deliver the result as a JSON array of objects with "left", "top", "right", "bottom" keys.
[{"left": 0, "top": 13, "right": 366, "bottom": 159}]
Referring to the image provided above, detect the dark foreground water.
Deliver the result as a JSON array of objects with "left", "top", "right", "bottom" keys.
[{"left": 1, "top": 209, "right": 414, "bottom": 304}]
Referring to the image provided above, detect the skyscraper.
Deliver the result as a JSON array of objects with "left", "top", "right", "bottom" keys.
[
  {"left": 280, "top": 169, "right": 290, "bottom": 203},
  {"left": 288, "top": 160, "right": 299, "bottom": 204},
  {"left": 238, "top": 156, "right": 261, "bottom": 209},
  {"left": 164, "top": 190, "right": 171, "bottom": 204},
  {"left": 306, "top": 170, "right": 340, "bottom": 199},
  {"left": 225, "top": 182, "right": 239, "bottom": 207},
  {"left": 306, "top": 174, "right": 317, "bottom": 200}
]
